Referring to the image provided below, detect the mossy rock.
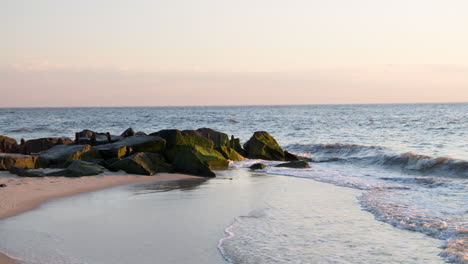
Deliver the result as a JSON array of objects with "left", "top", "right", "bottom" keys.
[
  {"left": 109, "top": 152, "right": 174, "bottom": 176},
  {"left": 9, "top": 166, "right": 46, "bottom": 177},
  {"left": 216, "top": 146, "right": 245, "bottom": 161},
  {"left": 0, "top": 154, "right": 45, "bottom": 170},
  {"left": 39, "top": 144, "right": 92, "bottom": 166},
  {"left": 284, "top": 151, "right": 300, "bottom": 161},
  {"left": 0, "top": 136, "right": 19, "bottom": 153},
  {"left": 94, "top": 136, "right": 166, "bottom": 159},
  {"left": 229, "top": 137, "right": 247, "bottom": 156},
  {"left": 172, "top": 145, "right": 229, "bottom": 177},
  {"left": 243, "top": 131, "right": 285, "bottom": 161},
  {"left": 196, "top": 128, "right": 230, "bottom": 148},
  {"left": 249, "top": 163, "right": 267, "bottom": 170},
  {"left": 47, "top": 160, "right": 105, "bottom": 177},
  {"left": 152, "top": 129, "right": 214, "bottom": 149},
  {"left": 275, "top": 160, "right": 310, "bottom": 168}
]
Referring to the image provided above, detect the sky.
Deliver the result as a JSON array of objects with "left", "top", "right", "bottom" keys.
[{"left": 1, "top": 0, "right": 468, "bottom": 107}]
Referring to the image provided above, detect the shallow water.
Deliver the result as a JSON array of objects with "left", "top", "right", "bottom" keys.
[
  {"left": 0, "top": 103, "right": 467, "bottom": 263},
  {"left": 0, "top": 170, "right": 446, "bottom": 264}
]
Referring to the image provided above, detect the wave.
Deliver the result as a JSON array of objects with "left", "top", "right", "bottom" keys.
[
  {"left": 360, "top": 190, "right": 468, "bottom": 264},
  {"left": 286, "top": 143, "right": 468, "bottom": 178}
]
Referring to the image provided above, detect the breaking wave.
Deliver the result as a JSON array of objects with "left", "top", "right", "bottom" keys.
[{"left": 287, "top": 143, "right": 468, "bottom": 178}]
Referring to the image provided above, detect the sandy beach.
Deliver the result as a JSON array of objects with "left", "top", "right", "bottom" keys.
[{"left": 0, "top": 171, "right": 198, "bottom": 263}]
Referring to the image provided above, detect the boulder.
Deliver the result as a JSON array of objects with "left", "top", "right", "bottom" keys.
[
  {"left": 249, "top": 163, "right": 267, "bottom": 170},
  {"left": 47, "top": 161, "right": 105, "bottom": 177},
  {"left": 172, "top": 145, "right": 229, "bottom": 177},
  {"left": 94, "top": 136, "right": 166, "bottom": 159},
  {"left": 152, "top": 129, "right": 214, "bottom": 149},
  {"left": 39, "top": 144, "right": 92, "bottom": 166},
  {"left": 216, "top": 146, "right": 245, "bottom": 161},
  {"left": 25, "top": 137, "right": 73, "bottom": 154},
  {"left": 196, "top": 128, "right": 229, "bottom": 148},
  {"left": 109, "top": 152, "right": 173, "bottom": 175},
  {"left": 121, "top": 128, "right": 137, "bottom": 137},
  {"left": 9, "top": 166, "right": 46, "bottom": 177},
  {"left": 243, "top": 131, "right": 285, "bottom": 161},
  {"left": 284, "top": 151, "right": 300, "bottom": 161},
  {"left": 76, "top": 130, "right": 123, "bottom": 145},
  {"left": 229, "top": 137, "right": 247, "bottom": 156},
  {"left": 0, "top": 153, "right": 45, "bottom": 170},
  {"left": 0, "top": 136, "right": 19, "bottom": 153},
  {"left": 275, "top": 160, "right": 310, "bottom": 168}
]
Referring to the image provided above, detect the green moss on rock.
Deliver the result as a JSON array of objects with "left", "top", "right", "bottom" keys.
[
  {"left": 109, "top": 152, "right": 174, "bottom": 176},
  {"left": 243, "top": 131, "right": 285, "bottom": 161}
]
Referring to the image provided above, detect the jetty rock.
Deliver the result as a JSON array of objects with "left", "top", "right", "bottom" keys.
[
  {"left": 121, "top": 127, "right": 137, "bottom": 137},
  {"left": 0, "top": 136, "right": 19, "bottom": 153},
  {"left": 93, "top": 135, "right": 166, "bottom": 159},
  {"left": 244, "top": 131, "right": 286, "bottom": 160},
  {"left": 25, "top": 137, "right": 73, "bottom": 154},
  {"left": 249, "top": 163, "right": 268, "bottom": 170},
  {"left": 0, "top": 153, "right": 46, "bottom": 170},
  {"left": 172, "top": 145, "right": 228, "bottom": 177},
  {"left": 275, "top": 160, "right": 310, "bottom": 168},
  {"left": 75, "top": 129, "right": 123, "bottom": 145},
  {"left": 47, "top": 160, "right": 105, "bottom": 177},
  {"left": 39, "top": 144, "right": 92, "bottom": 166},
  {"left": 195, "top": 128, "right": 245, "bottom": 161},
  {"left": 109, "top": 152, "right": 173, "bottom": 176}
]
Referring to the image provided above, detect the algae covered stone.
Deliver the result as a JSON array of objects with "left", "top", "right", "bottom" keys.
[
  {"left": 109, "top": 152, "right": 173, "bottom": 176},
  {"left": 0, "top": 154, "right": 45, "bottom": 170},
  {"left": 196, "top": 128, "right": 230, "bottom": 148},
  {"left": 152, "top": 129, "right": 214, "bottom": 149},
  {"left": 39, "top": 144, "right": 92, "bottom": 166},
  {"left": 275, "top": 160, "right": 310, "bottom": 168},
  {"left": 0, "top": 136, "right": 19, "bottom": 153},
  {"left": 172, "top": 145, "right": 229, "bottom": 177},
  {"left": 243, "top": 131, "right": 285, "bottom": 160},
  {"left": 249, "top": 163, "right": 268, "bottom": 170},
  {"left": 216, "top": 146, "right": 245, "bottom": 161}
]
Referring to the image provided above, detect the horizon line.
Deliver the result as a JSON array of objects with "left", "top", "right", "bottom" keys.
[{"left": 1, "top": 101, "right": 467, "bottom": 109}]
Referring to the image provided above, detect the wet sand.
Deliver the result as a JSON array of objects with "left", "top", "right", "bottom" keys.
[{"left": 0, "top": 171, "right": 198, "bottom": 263}]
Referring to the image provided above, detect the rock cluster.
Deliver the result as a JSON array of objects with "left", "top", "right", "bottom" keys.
[{"left": 0, "top": 128, "right": 305, "bottom": 178}]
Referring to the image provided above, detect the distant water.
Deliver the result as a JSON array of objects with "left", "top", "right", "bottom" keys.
[{"left": 0, "top": 103, "right": 467, "bottom": 263}]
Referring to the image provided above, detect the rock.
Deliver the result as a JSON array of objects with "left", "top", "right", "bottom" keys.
[
  {"left": 249, "top": 163, "right": 267, "bottom": 170},
  {"left": 152, "top": 129, "right": 214, "bottom": 149},
  {"left": 9, "top": 166, "right": 46, "bottom": 177},
  {"left": 0, "top": 136, "right": 19, "bottom": 153},
  {"left": 284, "top": 151, "right": 300, "bottom": 161},
  {"left": 47, "top": 160, "right": 105, "bottom": 177},
  {"left": 25, "top": 137, "right": 73, "bottom": 154},
  {"left": 39, "top": 144, "right": 92, "bottom": 166},
  {"left": 216, "top": 146, "right": 245, "bottom": 161},
  {"left": 172, "top": 145, "right": 229, "bottom": 177},
  {"left": 0, "top": 184, "right": 6, "bottom": 188},
  {"left": 243, "top": 131, "right": 285, "bottom": 161},
  {"left": 230, "top": 137, "right": 247, "bottom": 156},
  {"left": 196, "top": 128, "right": 229, "bottom": 148},
  {"left": 121, "top": 128, "right": 137, "bottom": 137},
  {"left": 275, "top": 160, "right": 310, "bottom": 168},
  {"left": 136, "top": 131, "right": 147, "bottom": 136},
  {"left": 75, "top": 130, "right": 124, "bottom": 145},
  {"left": 109, "top": 152, "right": 173, "bottom": 175},
  {"left": 0, "top": 153, "right": 45, "bottom": 170},
  {"left": 94, "top": 136, "right": 166, "bottom": 159}
]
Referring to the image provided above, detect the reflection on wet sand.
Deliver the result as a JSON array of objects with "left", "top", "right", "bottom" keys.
[{"left": 131, "top": 178, "right": 208, "bottom": 195}]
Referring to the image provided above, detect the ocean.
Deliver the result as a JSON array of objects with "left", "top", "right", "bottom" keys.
[{"left": 0, "top": 103, "right": 467, "bottom": 263}]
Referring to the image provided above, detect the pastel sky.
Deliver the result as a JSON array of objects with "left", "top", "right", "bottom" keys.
[{"left": 1, "top": 0, "right": 468, "bottom": 107}]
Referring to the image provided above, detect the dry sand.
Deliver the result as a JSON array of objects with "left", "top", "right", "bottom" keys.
[{"left": 0, "top": 171, "right": 198, "bottom": 264}]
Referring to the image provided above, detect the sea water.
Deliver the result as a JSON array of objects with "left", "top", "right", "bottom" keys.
[{"left": 0, "top": 103, "right": 466, "bottom": 263}]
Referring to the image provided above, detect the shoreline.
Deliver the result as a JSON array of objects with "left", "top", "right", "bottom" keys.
[{"left": 0, "top": 172, "right": 198, "bottom": 263}]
